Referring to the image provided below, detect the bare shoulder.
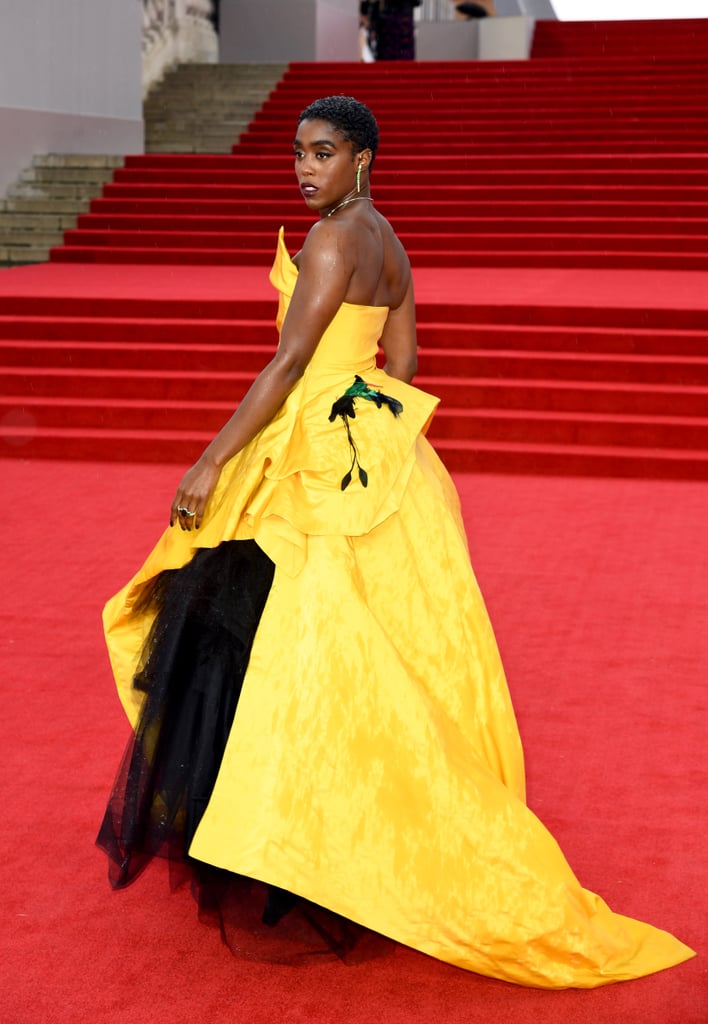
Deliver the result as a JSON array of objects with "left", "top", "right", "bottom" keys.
[
  {"left": 296, "top": 216, "right": 358, "bottom": 276},
  {"left": 374, "top": 211, "right": 411, "bottom": 310}
]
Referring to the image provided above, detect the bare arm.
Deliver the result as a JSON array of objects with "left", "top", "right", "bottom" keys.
[
  {"left": 171, "top": 222, "right": 355, "bottom": 529},
  {"left": 379, "top": 276, "right": 417, "bottom": 383}
]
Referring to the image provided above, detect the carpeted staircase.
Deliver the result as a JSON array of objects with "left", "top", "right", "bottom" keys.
[
  {"left": 531, "top": 17, "right": 708, "bottom": 59},
  {"left": 2, "top": 19, "right": 708, "bottom": 477},
  {"left": 3, "top": 292, "right": 707, "bottom": 476},
  {"left": 53, "top": 52, "right": 708, "bottom": 271}
]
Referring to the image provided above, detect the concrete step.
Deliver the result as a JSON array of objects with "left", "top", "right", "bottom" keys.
[
  {"left": 0, "top": 228, "right": 64, "bottom": 247},
  {"left": 143, "top": 62, "right": 286, "bottom": 155},
  {"left": 1, "top": 197, "right": 92, "bottom": 214},
  {"left": 1, "top": 153, "right": 119, "bottom": 265},
  {"left": 146, "top": 115, "right": 257, "bottom": 129},
  {"left": 147, "top": 98, "right": 272, "bottom": 110},
  {"left": 142, "top": 142, "right": 239, "bottom": 153},
  {"left": 158, "top": 78, "right": 283, "bottom": 89},
  {"left": 146, "top": 115, "right": 255, "bottom": 128},
  {"left": 147, "top": 93, "right": 274, "bottom": 105},
  {"left": 18, "top": 166, "right": 118, "bottom": 185},
  {"left": 146, "top": 105, "right": 254, "bottom": 115},
  {"left": 164, "top": 66, "right": 285, "bottom": 77},
  {"left": 144, "top": 133, "right": 246, "bottom": 148},
  {"left": 157, "top": 64, "right": 286, "bottom": 79},
  {"left": 146, "top": 119, "right": 250, "bottom": 132},
  {"left": 7, "top": 182, "right": 108, "bottom": 200},
  {"left": 147, "top": 87, "right": 274, "bottom": 98},
  {"left": 0, "top": 211, "right": 79, "bottom": 231},
  {"left": 144, "top": 64, "right": 284, "bottom": 154},
  {"left": 144, "top": 141, "right": 241, "bottom": 154},
  {"left": 0, "top": 245, "right": 52, "bottom": 265},
  {"left": 32, "top": 154, "right": 124, "bottom": 169}
]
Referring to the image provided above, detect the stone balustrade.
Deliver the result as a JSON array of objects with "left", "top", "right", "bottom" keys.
[
  {"left": 142, "top": 0, "right": 218, "bottom": 96},
  {"left": 418, "top": 0, "right": 456, "bottom": 20}
]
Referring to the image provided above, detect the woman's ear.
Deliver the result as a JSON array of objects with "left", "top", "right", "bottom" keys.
[{"left": 357, "top": 149, "right": 373, "bottom": 171}]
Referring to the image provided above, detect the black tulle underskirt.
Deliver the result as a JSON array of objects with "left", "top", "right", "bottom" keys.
[{"left": 96, "top": 540, "right": 389, "bottom": 964}]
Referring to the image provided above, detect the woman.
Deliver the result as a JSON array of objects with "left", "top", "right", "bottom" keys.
[{"left": 98, "top": 96, "right": 694, "bottom": 987}]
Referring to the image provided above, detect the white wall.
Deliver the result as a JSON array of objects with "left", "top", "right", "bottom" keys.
[
  {"left": 220, "top": 0, "right": 358, "bottom": 62},
  {"left": 478, "top": 15, "right": 535, "bottom": 58},
  {"left": 417, "top": 16, "right": 533, "bottom": 60},
  {"left": 417, "top": 21, "right": 480, "bottom": 60},
  {"left": 495, "top": 0, "right": 557, "bottom": 16},
  {"left": 316, "top": 0, "right": 359, "bottom": 61},
  {"left": 0, "top": 0, "right": 143, "bottom": 193}
]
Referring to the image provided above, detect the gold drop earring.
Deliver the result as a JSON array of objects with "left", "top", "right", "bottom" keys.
[{"left": 357, "top": 163, "right": 362, "bottom": 193}]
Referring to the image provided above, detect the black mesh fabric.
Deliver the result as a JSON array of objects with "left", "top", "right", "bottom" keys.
[
  {"left": 97, "top": 540, "right": 276, "bottom": 885},
  {"left": 96, "top": 539, "right": 390, "bottom": 964}
]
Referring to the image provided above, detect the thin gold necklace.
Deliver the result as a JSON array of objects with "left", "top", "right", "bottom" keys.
[{"left": 326, "top": 196, "right": 373, "bottom": 218}]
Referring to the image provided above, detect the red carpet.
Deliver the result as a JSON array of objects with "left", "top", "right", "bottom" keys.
[{"left": 2, "top": 458, "right": 705, "bottom": 1022}]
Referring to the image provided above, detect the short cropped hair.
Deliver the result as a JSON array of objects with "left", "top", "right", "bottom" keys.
[{"left": 297, "top": 96, "right": 379, "bottom": 165}]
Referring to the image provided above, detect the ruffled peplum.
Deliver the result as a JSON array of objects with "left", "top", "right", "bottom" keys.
[{"left": 220, "top": 226, "right": 440, "bottom": 570}]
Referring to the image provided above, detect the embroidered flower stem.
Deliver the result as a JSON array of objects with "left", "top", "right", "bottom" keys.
[
  {"left": 340, "top": 414, "right": 367, "bottom": 491},
  {"left": 329, "top": 375, "right": 404, "bottom": 491}
]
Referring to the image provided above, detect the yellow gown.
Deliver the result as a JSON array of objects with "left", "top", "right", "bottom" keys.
[{"left": 103, "top": 228, "right": 694, "bottom": 988}]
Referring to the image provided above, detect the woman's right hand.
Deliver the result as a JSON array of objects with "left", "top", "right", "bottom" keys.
[{"left": 170, "top": 455, "right": 222, "bottom": 531}]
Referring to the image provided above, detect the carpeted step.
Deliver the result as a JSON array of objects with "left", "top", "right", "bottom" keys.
[
  {"left": 50, "top": 245, "right": 275, "bottom": 266},
  {"left": 259, "top": 90, "right": 708, "bottom": 110},
  {"left": 5, "top": 338, "right": 707, "bottom": 386},
  {"left": 4, "top": 395, "right": 707, "bottom": 451},
  {"left": 0, "top": 422, "right": 213, "bottom": 463},
  {"left": 0, "top": 315, "right": 275, "bottom": 343},
  {"left": 61, "top": 228, "right": 708, "bottom": 255},
  {"left": 435, "top": 438, "right": 708, "bottom": 479},
  {"left": 86, "top": 188, "right": 708, "bottom": 213},
  {"left": 5, "top": 420, "right": 708, "bottom": 480},
  {"left": 49, "top": 245, "right": 708, "bottom": 272},
  {"left": 0, "top": 338, "right": 275, "bottom": 372},
  {"left": 92, "top": 173, "right": 708, "bottom": 194},
  {"left": 416, "top": 324, "right": 708, "bottom": 356},
  {"left": 124, "top": 144, "right": 708, "bottom": 169},
  {"left": 109, "top": 159, "right": 708, "bottom": 181},
  {"left": 260, "top": 91, "right": 708, "bottom": 112},
  {"left": 531, "top": 19, "right": 708, "bottom": 60},
  {"left": 430, "top": 407, "right": 708, "bottom": 450},
  {"left": 2, "top": 311, "right": 706, "bottom": 351},
  {"left": 73, "top": 214, "right": 708, "bottom": 237},
  {"left": 1, "top": 315, "right": 705, "bottom": 356},
  {"left": 5, "top": 365, "right": 708, "bottom": 418},
  {"left": 0, "top": 292, "right": 276, "bottom": 319},
  {"left": 3, "top": 293, "right": 707, "bottom": 330}
]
